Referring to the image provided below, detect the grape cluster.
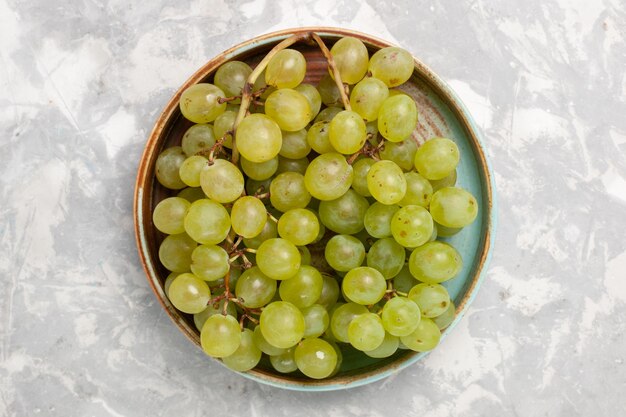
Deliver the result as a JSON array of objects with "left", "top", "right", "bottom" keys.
[{"left": 153, "top": 34, "right": 478, "bottom": 380}]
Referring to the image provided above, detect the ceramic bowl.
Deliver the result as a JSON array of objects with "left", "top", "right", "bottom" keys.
[{"left": 134, "top": 27, "right": 497, "bottom": 391}]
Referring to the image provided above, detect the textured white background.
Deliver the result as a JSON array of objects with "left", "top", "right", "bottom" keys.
[{"left": 1, "top": 0, "right": 626, "bottom": 416}]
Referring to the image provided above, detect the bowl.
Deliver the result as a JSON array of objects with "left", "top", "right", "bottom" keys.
[{"left": 134, "top": 27, "right": 497, "bottom": 391}]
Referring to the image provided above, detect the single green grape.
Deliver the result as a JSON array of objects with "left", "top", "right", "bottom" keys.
[
  {"left": 214, "top": 61, "right": 252, "bottom": 98},
  {"left": 432, "top": 301, "right": 456, "bottom": 330},
  {"left": 363, "top": 202, "right": 399, "bottom": 238},
  {"left": 279, "top": 129, "right": 310, "bottom": 159},
  {"left": 329, "top": 36, "right": 369, "bottom": 84},
  {"left": 353, "top": 228, "right": 376, "bottom": 251},
  {"left": 381, "top": 296, "right": 421, "bottom": 337},
  {"left": 367, "top": 160, "right": 407, "bottom": 205},
  {"left": 330, "top": 302, "right": 368, "bottom": 343},
  {"left": 230, "top": 196, "right": 267, "bottom": 239},
  {"left": 156, "top": 146, "right": 187, "bottom": 189},
  {"left": 265, "top": 89, "right": 312, "bottom": 132},
  {"left": 301, "top": 304, "right": 330, "bottom": 338},
  {"left": 429, "top": 169, "right": 457, "bottom": 192},
  {"left": 269, "top": 172, "right": 311, "bottom": 212},
  {"left": 243, "top": 218, "right": 277, "bottom": 249},
  {"left": 408, "top": 241, "right": 462, "bottom": 284},
  {"left": 153, "top": 197, "right": 190, "bottom": 235},
  {"left": 368, "top": 47, "right": 414, "bottom": 87},
  {"left": 222, "top": 328, "right": 261, "bottom": 372},
  {"left": 317, "top": 73, "right": 342, "bottom": 107},
  {"left": 190, "top": 244, "right": 229, "bottom": 281},
  {"left": 392, "top": 265, "right": 418, "bottom": 294},
  {"left": 277, "top": 208, "right": 320, "bottom": 246},
  {"left": 297, "top": 245, "right": 312, "bottom": 265},
  {"left": 240, "top": 156, "right": 278, "bottom": 181},
  {"left": 199, "top": 159, "right": 244, "bottom": 203},
  {"left": 177, "top": 187, "right": 207, "bottom": 203},
  {"left": 366, "top": 237, "right": 406, "bottom": 279},
  {"left": 179, "top": 83, "right": 226, "bottom": 123},
  {"left": 295, "top": 338, "right": 338, "bottom": 379},
  {"left": 316, "top": 275, "right": 340, "bottom": 309},
  {"left": 294, "top": 83, "right": 322, "bottom": 120},
  {"left": 351, "top": 157, "right": 376, "bottom": 197},
  {"left": 324, "top": 234, "right": 365, "bottom": 272},
  {"left": 235, "top": 266, "right": 277, "bottom": 308},
  {"left": 167, "top": 272, "right": 210, "bottom": 314},
  {"left": 236, "top": 114, "right": 282, "bottom": 163},
  {"left": 364, "top": 332, "right": 400, "bottom": 358},
  {"left": 329, "top": 110, "right": 367, "bottom": 154},
  {"left": 390, "top": 205, "right": 433, "bottom": 248},
  {"left": 270, "top": 347, "right": 298, "bottom": 373},
  {"left": 429, "top": 187, "right": 478, "bottom": 228},
  {"left": 399, "top": 172, "right": 433, "bottom": 208},
  {"left": 158, "top": 233, "right": 196, "bottom": 272},
  {"left": 433, "top": 220, "right": 462, "bottom": 237},
  {"left": 256, "top": 238, "right": 301, "bottom": 280},
  {"left": 181, "top": 124, "right": 216, "bottom": 156},
  {"left": 253, "top": 325, "right": 286, "bottom": 356},
  {"left": 265, "top": 49, "right": 306, "bottom": 88},
  {"left": 200, "top": 314, "right": 241, "bottom": 357},
  {"left": 377, "top": 95, "right": 418, "bottom": 142},
  {"left": 348, "top": 313, "right": 385, "bottom": 351},
  {"left": 379, "top": 138, "right": 418, "bottom": 171},
  {"left": 342, "top": 267, "right": 386, "bottom": 305},
  {"left": 350, "top": 77, "right": 389, "bottom": 121},
  {"left": 245, "top": 177, "right": 272, "bottom": 196},
  {"left": 313, "top": 106, "right": 342, "bottom": 123},
  {"left": 400, "top": 317, "right": 441, "bottom": 352},
  {"left": 414, "top": 138, "right": 460, "bottom": 180},
  {"left": 408, "top": 283, "right": 451, "bottom": 318},
  {"left": 304, "top": 153, "right": 354, "bottom": 201},
  {"left": 260, "top": 301, "right": 305, "bottom": 348},
  {"left": 184, "top": 199, "right": 231, "bottom": 245},
  {"left": 306, "top": 121, "right": 335, "bottom": 154},
  {"left": 179, "top": 155, "right": 208, "bottom": 187},
  {"left": 318, "top": 189, "right": 369, "bottom": 234},
  {"left": 276, "top": 156, "right": 309, "bottom": 175},
  {"left": 213, "top": 110, "right": 236, "bottom": 148},
  {"left": 278, "top": 265, "right": 323, "bottom": 308}
]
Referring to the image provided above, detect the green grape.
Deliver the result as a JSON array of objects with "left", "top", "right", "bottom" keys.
[
  {"left": 181, "top": 124, "right": 216, "bottom": 156},
  {"left": 329, "top": 36, "right": 369, "bottom": 84},
  {"left": 408, "top": 283, "right": 451, "bottom": 318},
  {"left": 265, "top": 89, "right": 312, "bottom": 132},
  {"left": 235, "top": 266, "right": 277, "bottom": 308},
  {"left": 279, "top": 129, "right": 310, "bottom": 159},
  {"left": 236, "top": 114, "right": 282, "bottom": 163},
  {"left": 326, "top": 340, "right": 343, "bottom": 377},
  {"left": 317, "top": 73, "right": 342, "bottom": 107},
  {"left": 429, "top": 187, "right": 478, "bottom": 228},
  {"left": 429, "top": 169, "right": 457, "bottom": 192},
  {"left": 256, "top": 238, "right": 301, "bottom": 280},
  {"left": 270, "top": 347, "right": 298, "bottom": 373},
  {"left": 156, "top": 146, "right": 187, "bottom": 189},
  {"left": 190, "top": 244, "right": 229, "bottom": 281},
  {"left": 167, "top": 273, "right": 210, "bottom": 314},
  {"left": 324, "top": 234, "right": 365, "bottom": 272},
  {"left": 388, "top": 89, "right": 409, "bottom": 97},
  {"left": 240, "top": 156, "right": 278, "bottom": 181},
  {"left": 363, "top": 202, "right": 399, "bottom": 238},
  {"left": 349, "top": 77, "right": 389, "bottom": 121},
  {"left": 184, "top": 199, "right": 231, "bottom": 245},
  {"left": 379, "top": 138, "right": 418, "bottom": 171},
  {"left": 153, "top": 197, "right": 190, "bottom": 234},
  {"left": 199, "top": 159, "right": 244, "bottom": 203},
  {"left": 278, "top": 265, "right": 323, "bottom": 308},
  {"left": 432, "top": 301, "right": 456, "bottom": 330},
  {"left": 260, "top": 301, "right": 305, "bottom": 348},
  {"left": 393, "top": 265, "right": 418, "bottom": 294},
  {"left": 319, "top": 189, "right": 369, "bottom": 234},
  {"left": 200, "top": 314, "right": 241, "bottom": 357},
  {"left": 269, "top": 172, "right": 311, "bottom": 212},
  {"left": 304, "top": 153, "right": 354, "bottom": 201},
  {"left": 158, "top": 233, "right": 196, "bottom": 272},
  {"left": 298, "top": 245, "right": 312, "bottom": 265},
  {"left": 329, "top": 110, "right": 367, "bottom": 154},
  {"left": 222, "top": 328, "right": 261, "bottom": 372},
  {"left": 399, "top": 172, "right": 433, "bottom": 208},
  {"left": 353, "top": 228, "right": 376, "bottom": 251},
  {"left": 253, "top": 325, "right": 286, "bottom": 356},
  {"left": 366, "top": 120, "right": 379, "bottom": 140},
  {"left": 366, "top": 238, "right": 406, "bottom": 279},
  {"left": 301, "top": 304, "right": 330, "bottom": 338},
  {"left": 348, "top": 312, "right": 385, "bottom": 351},
  {"left": 381, "top": 296, "right": 421, "bottom": 336},
  {"left": 364, "top": 332, "right": 399, "bottom": 358},
  {"left": 194, "top": 298, "right": 237, "bottom": 331},
  {"left": 368, "top": 47, "right": 414, "bottom": 87},
  {"left": 342, "top": 267, "right": 386, "bottom": 305},
  {"left": 277, "top": 208, "right": 320, "bottom": 246},
  {"left": 179, "top": 155, "right": 208, "bottom": 187},
  {"left": 276, "top": 156, "right": 309, "bottom": 175},
  {"left": 377, "top": 95, "right": 418, "bottom": 142},
  {"left": 245, "top": 177, "right": 273, "bottom": 196},
  {"left": 243, "top": 218, "right": 277, "bottom": 249},
  {"left": 295, "top": 338, "right": 338, "bottom": 379},
  {"left": 265, "top": 49, "right": 306, "bottom": 89},
  {"left": 400, "top": 317, "right": 441, "bottom": 352},
  {"left": 213, "top": 110, "right": 236, "bottom": 148},
  {"left": 330, "top": 302, "right": 368, "bottom": 342},
  {"left": 434, "top": 221, "right": 462, "bottom": 237},
  {"left": 230, "top": 196, "right": 267, "bottom": 238},
  {"left": 390, "top": 205, "right": 433, "bottom": 248},
  {"left": 367, "top": 160, "right": 407, "bottom": 205},
  {"left": 214, "top": 61, "right": 252, "bottom": 98},
  {"left": 177, "top": 187, "right": 207, "bottom": 203},
  {"left": 408, "top": 241, "right": 462, "bottom": 284},
  {"left": 316, "top": 275, "right": 340, "bottom": 309},
  {"left": 351, "top": 157, "right": 375, "bottom": 196},
  {"left": 414, "top": 138, "right": 460, "bottom": 180},
  {"left": 164, "top": 272, "right": 179, "bottom": 297},
  {"left": 306, "top": 121, "right": 335, "bottom": 154},
  {"left": 429, "top": 223, "right": 439, "bottom": 241},
  {"left": 179, "top": 83, "right": 226, "bottom": 123},
  {"left": 253, "top": 69, "right": 270, "bottom": 97},
  {"left": 313, "top": 106, "right": 343, "bottom": 123},
  {"left": 294, "top": 83, "right": 322, "bottom": 120}
]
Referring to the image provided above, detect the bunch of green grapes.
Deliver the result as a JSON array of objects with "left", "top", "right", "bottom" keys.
[{"left": 152, "top": 34, "right": 478, "bottom": 380}]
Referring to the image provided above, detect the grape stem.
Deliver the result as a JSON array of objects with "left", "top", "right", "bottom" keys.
[
  {"left": 309, "top": 32, "right": 351, "bottom": 111},
  {"left": 267, "top": 213, "right": 279, "bottom": 223}
]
